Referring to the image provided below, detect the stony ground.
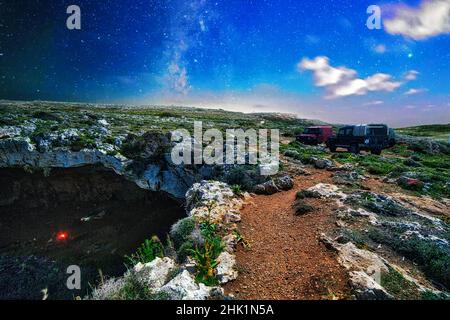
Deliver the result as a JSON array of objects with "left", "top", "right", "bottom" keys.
[{"left": 226, "top": 149, "right": 449, "bottom": 300}]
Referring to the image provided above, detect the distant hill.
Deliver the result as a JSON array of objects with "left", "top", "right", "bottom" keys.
[{"left": 396, "top": 124, "right": 450, "bottom": 142}]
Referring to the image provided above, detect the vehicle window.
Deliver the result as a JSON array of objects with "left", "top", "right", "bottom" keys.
[
  {"left": 304, "top": 128, "right": 321, "bottom": 134},
  {"left": 367, "top": 127, "right": 386, "bottom": 135},
  {"left": 338, "top": 128, "right": 353, "bottom": 136}
]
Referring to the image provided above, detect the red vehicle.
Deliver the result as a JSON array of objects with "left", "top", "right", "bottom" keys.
[{"left": 296, "top": 126, "right": 333, "bottom": 145}]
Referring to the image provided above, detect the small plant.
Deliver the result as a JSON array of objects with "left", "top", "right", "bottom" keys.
[
  {"left": 199, "top": 221, "right": 219, "bottom": 240},
  {"left": 113, "top": 273, "right": 171, "bottom": 300},
  {"left": 189, "top": 240, "right": 222, "bottom": 286},
  {"left": 233, "top": 230, "right": 250, "bottom": 249},
  {"left": 296, "top": 189, "right": 320, "bottom": 199},
  {"left": 125, "top": 236, "right": 164, "bottom": 266},
  {"left": 187, "top": 221, "right": 224, "bottom": 285},
  {"left": 176, "top": 240, "right": 195, "bottom": 263},
  {"left": 293, "top": 200, "right": 314, "bottom": 215},
  {"left": 231, "top": 184, "right": 243, "bottom": 196},
  {"left": 170, "top": 217, "right": 196, "bottom": 248},
  {"left": 368, "top": 228, "right": 450, "bottom": 289}
]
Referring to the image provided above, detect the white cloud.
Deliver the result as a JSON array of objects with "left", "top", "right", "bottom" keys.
[
  {"left": 404, "top": 88, "right": 427, "bottom": 95},
  {"left": 298, "top": 56, "right": 402, "bottom": 99},
  {"left": 298, "top": 56, "right": 356, "bottom": 87},
  {"left": 404, "top": 70, "right": 419, "bottom": 80},
  {"left": 363, "top": 100, "right": 384, "bottom": 106},
  {"left": 384, "top": 0, "right": 450, "bottom": 40}
]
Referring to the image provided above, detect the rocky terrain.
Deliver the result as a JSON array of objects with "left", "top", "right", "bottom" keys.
[
  {"left": 238, "top": 136, "right": 449, "bottom": 300},
  {"left": 0, "top": 100, "right": 448, "bottom": 300}
]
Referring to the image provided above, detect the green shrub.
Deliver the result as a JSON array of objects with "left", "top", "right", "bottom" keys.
[
  {"left": 225, "top": 165, "right": 267, "bottom": 191},
  {"left": 296, "top": 189, "right": 321, "bottom": 199},
  {"left": 367, "top": 163, "right": 396, "bottom": 175},
  {"left": 170, "top": 217, "right": 196, "bottom": 248},
  {"left": 293, "top": 200, "right": 314, "bottom": 215},
  {"left": 281, "top": 141, "right": 327, "bottom": 164},
  {"left": 189, "top": 239, "right": 223, "bottom": 286},
  {"left": 381, "top": 267, "right": 421, "bottom": 300},
  {"left": 421, "top": 290, "right": 450, "bottom": 300},
  {"left": 125, "top": 236, "right": 164, "bottom": 266},
  {"left": 187, "top": 221, "right": 224, "bottom": 285},
  {"left": 113, "top": 273, "right": 170, "bottom": 300},
  {"left": 70, "top": 135, "right": 96, "bottom": 151},
  {"left": 231, "top": 184, "right": 243, "bottom": 196},
  {"left": 176, "top": 240, "right": 195, "bottom": 263},
  {"left": 368, "top": 229, "right": 450, "bottom": 290},
  {"left": 199, "top": 221, "right": 219, "bottom": 240}
]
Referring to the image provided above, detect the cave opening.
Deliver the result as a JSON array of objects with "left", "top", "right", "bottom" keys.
[{"left": 0, "top": 165, "right": 185, "bottom": 299}]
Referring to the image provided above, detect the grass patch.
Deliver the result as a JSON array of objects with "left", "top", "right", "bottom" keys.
[
  {"left": 368, "top": 228, "right": 450, "bottom": 290},
  {"left": 381, "top": 267, "right": 421, "bottom": 300},
  {"left": 397, "top": 124, "right": 450, "bottom": 142},
  {"left": 421, "top": 290, "right": 450, "bottom": 300}
]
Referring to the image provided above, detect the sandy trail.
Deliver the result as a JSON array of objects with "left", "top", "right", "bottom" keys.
[{"left": 224, "top": 170, "right": 350, "bottom": 300}]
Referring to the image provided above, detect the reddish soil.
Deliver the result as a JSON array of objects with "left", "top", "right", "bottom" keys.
[{"left": 224, "top": 170, "right": 351, "bottom": 300}]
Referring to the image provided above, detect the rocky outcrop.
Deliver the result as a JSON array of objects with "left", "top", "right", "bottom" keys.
[
  {"left": 0, "top": 137, "right": 214, "bottom": 199},
  {"left": 312, "top": 157, "right": 335, "bottom": 169},
  {"left": 133, "top": 257, "right": 177, "bottom": 288},
  {"left": 159, "top": 270, "right": 219, "bottom": 300},
  {"left": 320, "top": 235, "right": 393, "bottom": 300},
  {"left": 216, "top": 252, "right": 238, "bottom": 284},
  {"left": 254, "top": 175, "right": 294, "bottom": 195},
  {"left": 306, "top": 183, "right": 347, "bottom": 200},
  {"left": 397, "top": 134, "right": 449, "bottom": 155}
]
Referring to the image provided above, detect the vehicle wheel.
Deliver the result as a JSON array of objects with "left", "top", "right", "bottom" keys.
[
  {"left": 349, "top": 144, "right": 360, "bottom": 154},
  {"left": 371, "top": 148, "right": 382, "bottom": 155}
]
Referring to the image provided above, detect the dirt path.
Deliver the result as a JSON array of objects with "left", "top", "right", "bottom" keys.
[{"left": 224, "top": 170, "right": 351, "bottom": 300}]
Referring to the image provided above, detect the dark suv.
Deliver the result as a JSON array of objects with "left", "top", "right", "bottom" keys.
[{"left": 327, "top": 124, "right": 395, "bottom": 155}]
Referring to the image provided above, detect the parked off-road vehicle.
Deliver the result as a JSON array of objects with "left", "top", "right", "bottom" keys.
[
  {"left": 327, "top": 124, "right": 395, "bottom": 155},
  {"left": 296, "top": 126, "right": 333, "bottom": 145}
]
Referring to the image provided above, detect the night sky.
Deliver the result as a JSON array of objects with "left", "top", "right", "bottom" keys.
[{"left": 0, "top": 0, "right": 449, "bottom": 126}]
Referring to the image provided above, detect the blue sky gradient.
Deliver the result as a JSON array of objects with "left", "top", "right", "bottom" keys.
[{"left": 0, "top": 0, "right": 449, "bottom": 126}]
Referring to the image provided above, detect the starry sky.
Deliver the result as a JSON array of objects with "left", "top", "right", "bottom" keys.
[{"left": 0, "top": 0, "right": 449, "bottom": 126}]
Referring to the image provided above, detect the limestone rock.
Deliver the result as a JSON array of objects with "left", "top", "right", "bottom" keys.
[
  {"left": 337, "top": 242, "right": 389, "bottom": 275},
  {"left": 216, "top": 252, "right": 238, "bottom": 284},
  {"left": 133, "top": 257, "right": 176, "bottom": 289},
  {"left": 349, "top": 271, "right": 393, "bottom": 300},
  {"left": 158, "top": 270, "right": 222, "bottom": 300},
  {"left": 307, "top": 183, "right": 347, "bottom": 199},
  {"left": 312, "top": 157, "right": 334, "bottom": 169},
  {"left": 320, "top": 235, "right": 393, "bottom": 300},
  {"left": 273, "top": 174, "right": 294, "bottom": 191}
]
